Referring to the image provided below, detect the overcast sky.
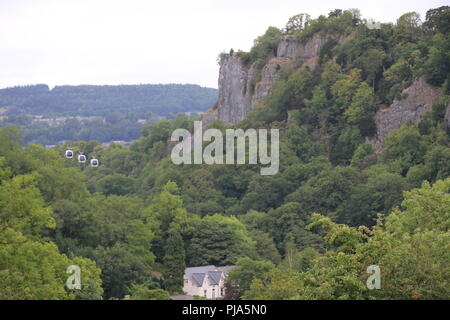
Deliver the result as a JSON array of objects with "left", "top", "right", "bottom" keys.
[{"left": 0, "top": 0, "right": 447, "bottom": 89}]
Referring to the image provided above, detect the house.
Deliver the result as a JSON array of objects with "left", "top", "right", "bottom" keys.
[{"left": 183, "top": 265, "right": 235, "bottom": 299}]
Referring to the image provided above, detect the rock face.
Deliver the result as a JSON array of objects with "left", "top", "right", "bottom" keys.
[
  {"left": 251, "top": 57, "right": 293, "bottom": 106},
  {"left": 369, "top": 77, "right": 441, "bottom": 151},
  {"left": 202, "top": 107, "right": 218, "bottom": 126},
  {"left": 204, "top": 33, "right": 351, "bottom": 125},
  {"left": 206, "top": 33, "right": 447, "bottom": 151},
  {"left": 214, "top": 54, "right": 254, "bottom": 124},
  {"left": 277, "top": 34, "right": 344, "bottom": 60}
]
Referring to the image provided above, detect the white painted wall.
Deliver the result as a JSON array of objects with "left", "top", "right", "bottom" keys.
[{"left": 183, "top": 273, "right": 227, "bottom": 299}]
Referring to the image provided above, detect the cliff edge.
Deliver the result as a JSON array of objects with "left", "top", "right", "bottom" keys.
[{"left": 204, "top": 33, "right": 350, "bottom": 126}]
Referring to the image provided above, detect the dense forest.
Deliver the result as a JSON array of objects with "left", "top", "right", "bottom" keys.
[
  {"left": 0, "top": 84, "right": 217, "bottom": 145},
  {"left": 0, "top": 7, "right": 449, "bottom": 300}
]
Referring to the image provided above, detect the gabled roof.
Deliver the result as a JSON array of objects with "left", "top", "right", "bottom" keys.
[
  {"left": 191, "top": 273, "right": 206, "bottom": 286},
  {"left": 186, "top": 266, "right": 215, "bottom": 286},
  {"left": 185, "top": 265, "right": 235, "bottom": 287},
  {"left": 186, "top": 266, "right": 215, "bottom": 278},
  {"left": 207, "top": 271, "right": 222, "bottom": 285}
]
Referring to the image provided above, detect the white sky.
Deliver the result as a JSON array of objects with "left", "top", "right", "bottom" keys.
[{"left": 0, "top": 0, "right": 447, "bottom": 89}]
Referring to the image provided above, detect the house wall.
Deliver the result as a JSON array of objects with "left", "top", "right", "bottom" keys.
[
  {"left": 183, "top": 275, "right": 201, "bottom": 296},
  {"left": 183, "top": 274, "right": 226, "bottom": 299}
]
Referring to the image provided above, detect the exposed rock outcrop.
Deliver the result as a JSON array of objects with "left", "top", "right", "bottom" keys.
[
  {"left": 251, "top": 57, "right": 293, "bottom": 106},
  {"left": 205, "top": 32, "right": 446, "bottom": 153},
  {"left": 204, "top": 33, "right": 351, "bottom": 125},
  {"left": 277, "top": 34, "right": 345, "bottom": 60},
  {"left": 369, "top": 77, "right": 441, "bottom": 151},
  {"left": 202, "top": 107, "right": 218, "bottom": 127},
  {"left": 214, "top": 54, "right": 254, "bottom": 124}
]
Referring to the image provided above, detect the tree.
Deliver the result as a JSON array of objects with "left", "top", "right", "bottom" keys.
[
  {"left": 285, "top": 13, "right": 311, "bottom": 34},
  {"left": 354, "top": 49, "right": 385, "bottom": 89},
  {"left": 423, "top": 6, "right": 450, "bottom": 34},
  {"left": 280, "top": 242, "right": 321, "bottom": 272},
  {"left": 351, "top": 143, "right": 374, "bottom": 168},
  {"left": 144, "top": 181, "right": 199, "bottom": 262},
  {"left": 163, "top": 230, "right": 186, "bottom": 294},
  {"left": 424, "top": 33, "right": 450, "bottom": 87},
  {"left": 286, "top": 166, "right": 362, "bottom": 216},
  {"left": 0, "top": 228, "right": 71, "bottom": 300},
  {"left": 241, "top": 174, "right": 292, "bottom": 212},
  {"left": 380, "top": 59, "right": 412, "bottom": 103},
  {"left": 424, "top": 145, "right": 450, "bottom": 181},
  {"left": 394, "top": 12, "right": 422, "bottom": 43},
  {"left": 0, "top": 172, "right": 54, "bottom": 236},
  {"left": 91, "top": 244, "right": 152, "bottom": 299},
  {"left": 187, "top": 215, "right": 255, "bottom": 266},
  {"left": 0, "top": 228, "right": 103, "bottom": 300},
  {"left": 222, "top": 278, "right": 242, "bottom": 300},
  {"left": 244, "top": 268, "right": 304, "bottom": 300},
  {"left": 242, "top": 27, "right": 282, "bottom": 68},
  {"left": 249, "top": 230, "right": 281, "bottom": 264},
  {"left": 2, "top": 8, "right": 448, "bottom": 301},
  {"left": 331, "top": 69, "right": 362, "bottom": 110},
  {"left": 345, "top": 81, "right": 377, "bottom": 135},
  {"left": 328, "top": 9, "right": 343, "bottom": 18},
  {"left": 0, "top": 126, "right": 23, "bottom": 148},
  {"left": 255, "top": 178, "right": 450, "bottom": 300},
  {"left": 263, "top": 202, "right": 324, "bottom": 253},
  {"left": 382, "top": 124, "right": 427, "bottom": 174},
  {"left": 129, "top": 285, "right": 170, "bottom": 300},
  {"left": 96, "top": 174, "right": 136, "bottom": 196},
  {"left": 335, "top": 169, "right": 408, "bottom": 226},
  {"left": 228, "top": 257, "right": 275, "bottom": 294}
]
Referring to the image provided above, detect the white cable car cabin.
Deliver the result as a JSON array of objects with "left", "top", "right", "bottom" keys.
[
  {"left": 90, "top": 158, "right": 99, "bottom": 168},
  {"left": 65, "top": 149, "right": 74, "bottom": 159},
  {"left": 78, "top": 154, "right": 87, "bottom": 163}
]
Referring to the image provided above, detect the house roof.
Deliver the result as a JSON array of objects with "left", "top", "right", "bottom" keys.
[
  {"left": 191, "top": 273, "right": 207, "bottom": 286},
  {"left": 185, "top": 265, "right": 236, "bottom": 287},
  {"left": 207, "top": 271, "right": 222, "bottom": 285},
  {"left": 185, "top": 265, "right": 215, "bottom": 283}
]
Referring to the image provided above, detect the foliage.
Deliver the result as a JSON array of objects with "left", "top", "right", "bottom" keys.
[
  {"left": 229, "top": 258, "right": 275, "bottom": 294},
  {"left": 129, "top": 285, "right": 170, "bottom": 300},
  {"left": 163, "top": 231, "right": 186, "bottom": 294},
  {"left": 0, "top": 7, "right": 449, "bottom": 300},
  {"left": 244, "top": 179, "right": 450, "bottom": 299},
  {"left": 188, "top": 215, "right": 255, "bottom": 266}
]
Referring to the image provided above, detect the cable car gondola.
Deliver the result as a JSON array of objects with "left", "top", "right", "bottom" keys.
[
  {"left": 90, "top": 158, "right": 99, "bottom": 168},
  {"left": 78, "top": 154, "right": 87, "bottom": 163},
  {"left": 65, "top": 149, "right": 74, "bottom": 159}
]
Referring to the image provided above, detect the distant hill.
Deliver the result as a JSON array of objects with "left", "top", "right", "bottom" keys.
[
  {"left": 0, "top": 83, "right": 217, "bottom": 145},
  {"left": 0, "top": 83, "right": 218, "bottom": 117}
]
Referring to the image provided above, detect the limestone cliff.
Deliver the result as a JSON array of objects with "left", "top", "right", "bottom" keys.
[
  {"left": 276, "top": 33, "right": 346, "bottom": 60},
  {"left": 205, "top": 33, "right": 448, "bottom": 153},
  {"left": 204, "top": 33, "right": 350, "bottom": 125},
  {"left": 369, "top": 77, "right": 442, "bottom": 151},
  {"left": 214, "top": 54, "right": 254, "bottom": 124}
]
